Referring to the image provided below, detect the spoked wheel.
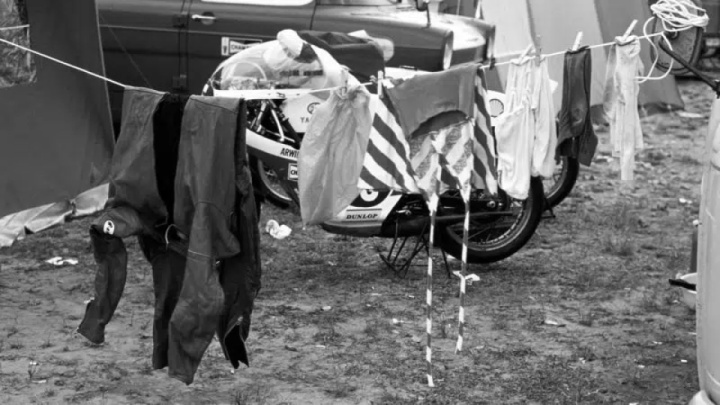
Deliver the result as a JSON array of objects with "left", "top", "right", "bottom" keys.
[
  {"left": 542, "top": 155, "right": 580, "bottom": 209},
  {"left": 256, "top": 159, "right": 293, "bottom": 209},
  {"left": 437, "top": 176, "right": 545, "bottom": 264}
]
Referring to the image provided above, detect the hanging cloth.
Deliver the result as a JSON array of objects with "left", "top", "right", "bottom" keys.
[
  {"left": 494, "top": 54, "right": 557, "bottom": 200},
  {"left": 557, "top": 46, "right": 598, "bottom": 167},
  {"left": 602, "top": 36, "right": 644, "bottom": 181},
  {"left": 494, "top": 57, "right": 535, "bottom": 200},
  {"left": 298, "top": 80, "right": 372, "bottom": 226},
  {"left": 530, "top": 56, "right": 558, "bottom": 179},
  {"left": 382, "top": 63, "right": 499, "bottom": 195}
]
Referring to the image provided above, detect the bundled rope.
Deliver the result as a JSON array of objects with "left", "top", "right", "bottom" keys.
[
  {"left": 651, "top": 0, "right": 709, "bottom": 32},
  {"left": 637, "top": 0, "right": 710, "bottom": 83}
]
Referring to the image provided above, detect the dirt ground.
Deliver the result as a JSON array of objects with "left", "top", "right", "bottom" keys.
[{"left": 0, "top": 75, "right": 715, "bottom": 404}]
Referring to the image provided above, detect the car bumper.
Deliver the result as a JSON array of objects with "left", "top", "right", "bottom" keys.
[{"left": 452, "top": 45, "right": 483, "bottom": 65}]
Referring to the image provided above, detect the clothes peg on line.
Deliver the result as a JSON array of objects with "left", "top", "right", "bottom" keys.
[
  {"left": 377, "top": 70, "right": 384, "bottom": 99},
  {"left": 621, "top": 19, "right": 638, "bottom": 42},
  {"left": 572, "top": 32, "right": 583, "bottom": 51},
  {"left": 534, "top": 35, "right": 543, "bottom": 62},
  {"left": 339, "top": 68, "right": 349, "bottom": 96}
]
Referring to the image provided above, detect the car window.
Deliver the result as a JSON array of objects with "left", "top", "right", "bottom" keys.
[{"left": 201, "top": 0, "right": 314, "bottom": 6}]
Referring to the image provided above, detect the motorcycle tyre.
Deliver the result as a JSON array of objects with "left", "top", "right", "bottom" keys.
[
  {"left": 437, "top": 176, "right": 545, "bottom": 264},
  {"left": 544, "top": 156, "right": 580, "bottom": 209},
  {"left": 254, "top": 157, "right": 294, "bottom": 209}
]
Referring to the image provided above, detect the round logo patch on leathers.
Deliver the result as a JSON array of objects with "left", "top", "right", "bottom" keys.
[{"left": 103, "top": 220, "right": 115, "bottom": 235}]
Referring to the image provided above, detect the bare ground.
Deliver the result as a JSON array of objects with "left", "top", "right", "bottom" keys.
[{"left": 0, "top": 77, "right": 714, "bottom": 404}]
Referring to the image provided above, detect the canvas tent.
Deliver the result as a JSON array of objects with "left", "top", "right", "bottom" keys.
[
  {"left": 0, "top": 0, "right": 114, "bottom": 247},
  {"left": 475, "top": 0, "right": 685, "bottom": 117}
]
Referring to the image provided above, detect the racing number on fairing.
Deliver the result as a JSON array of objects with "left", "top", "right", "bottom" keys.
[{"left": 349, "top": 190, "right": 391, "bottom": 208}]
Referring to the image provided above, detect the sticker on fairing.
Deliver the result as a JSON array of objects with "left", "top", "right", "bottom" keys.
[
  {"left": 343, "top": 208, "right": 382, "bottom": 222},
  {"left": 288, "top": 163, "right": 298, "bottom": 180},
  {"left": 221, "top": 37, "right": 262, "bottom": 56}
]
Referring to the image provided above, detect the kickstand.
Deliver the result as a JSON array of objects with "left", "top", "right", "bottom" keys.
[{"left": 378, "top": 219, "right": 453, "bottom": 279}]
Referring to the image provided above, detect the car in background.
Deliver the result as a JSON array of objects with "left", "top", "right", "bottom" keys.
[{"left": 95, "top": 0, "right": 495, "bottom": 129}]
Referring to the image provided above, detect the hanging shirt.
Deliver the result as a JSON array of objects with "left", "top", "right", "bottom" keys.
[
  {"left": 357, "top": 93, "right": 420, "bottom": 194},
  {"left": 384, "top": 63, "right": 477, "bottom": 138},
  {"left": 557, "top": 46, "right": 599, "bottom": 167},
  {"left": 380, "top": 65, "right": 499, "bottom": 195},
  {"left": 602, "top": 36, "right": 644, "bottom": 181}
]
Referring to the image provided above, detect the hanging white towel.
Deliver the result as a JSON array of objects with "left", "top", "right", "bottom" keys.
[
  {"left": 530, "top": 57, "right": 558, "bottom": 179},
  {"left": 602, "top": 36, "right": 644, "bottom": 181},
  {"left": 494, "top": 57, "right": 534, "bottom": 200}
]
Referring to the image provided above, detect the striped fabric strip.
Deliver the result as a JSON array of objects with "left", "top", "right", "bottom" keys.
[
  {"left": 355, "top": 70, "right": 498, "bottom": 384},
  {"left": 455, "top": 200, "right": 470, "bottom": 354},
  {"left": 425, "top": 178, "right": 440, "bottom": 388},
  {"left": 429, "top": 119, "right": 480, "bottom": 354},
  {"left": 432, "top": 119, "right": 475, "bottom": 201},
  {"left": 408, "top": 136, "right": 440, "bottom": 202},
  {"left": 357, "top": 93, "right": 419, "bottom": 193},
  {"left": 472, "top": 69, "right": 499, "bottom": 196},
  {"left": 453, "top": 269, "right": 480, "bottom": 353}
]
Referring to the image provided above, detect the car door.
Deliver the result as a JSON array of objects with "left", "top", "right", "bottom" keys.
[
  {"left": 96, "top": 0, "right": 187, "bottom": 126},
  {"left": 185, "top": 0, "right": 316, "bottom": 94}
]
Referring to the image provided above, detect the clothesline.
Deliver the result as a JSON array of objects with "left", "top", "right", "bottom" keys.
[
  {"left": 478, "top": 31, "right": 667, "bottom": 70},
  {"left": 0, "top": 34, "right": 127, "bottom": 88},
  {"left": 0, "top": 24, "right": 673, "bottom": 99}
]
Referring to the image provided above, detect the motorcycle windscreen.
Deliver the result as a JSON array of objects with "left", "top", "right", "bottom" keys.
[{"left": 207, "top": 33, "right": 350, "bottom": 93}]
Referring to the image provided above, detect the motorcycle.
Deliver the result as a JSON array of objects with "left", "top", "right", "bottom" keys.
[{"left": 202, "top": 30, "right": 546, "bottom": 264}]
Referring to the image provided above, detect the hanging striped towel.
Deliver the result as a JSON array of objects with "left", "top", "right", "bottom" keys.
[{"left": 357, "top": 95, "right": 420, "bottom": 194}]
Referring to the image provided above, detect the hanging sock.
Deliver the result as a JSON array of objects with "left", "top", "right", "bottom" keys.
[
  {"left": 556, "top": 46, "right": 598, "bottom": 167},
  {"left": 602, "top": 36, "right": 645, "bottom": 181}
]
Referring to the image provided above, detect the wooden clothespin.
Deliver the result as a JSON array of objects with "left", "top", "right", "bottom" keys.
[
  {"left": 621, "top": 19, "right": 638, "bottom": 42},
  {"left": 377, "top": 70, "right": 384, "bottom": 99},
  {"left": 572, "top": 32, "right": 583, "bottom": 51},
  {"left": 534, "top": 35, "right": 543, "bottom": 60},
  {"left": 340, "top": 68, "right": 349, "bottom": 96}
]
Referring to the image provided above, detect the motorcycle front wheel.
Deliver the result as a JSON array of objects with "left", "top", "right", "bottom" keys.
[
  {"left": 437, "top": 176, "right": 545, "bottom": 264},
  {"left": 543, "top": 155, "right": 579, "bottom": 209},
  {"left": 256, "top": 158, "right": 294, "bottom": 209}
]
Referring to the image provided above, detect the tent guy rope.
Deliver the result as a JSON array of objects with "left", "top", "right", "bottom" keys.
[
  {"left": 0, "top": 35, "right": 127, "bottom": 88},
  {"left": 0, "top": 24, "right": 28, "bottom": 31}
]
